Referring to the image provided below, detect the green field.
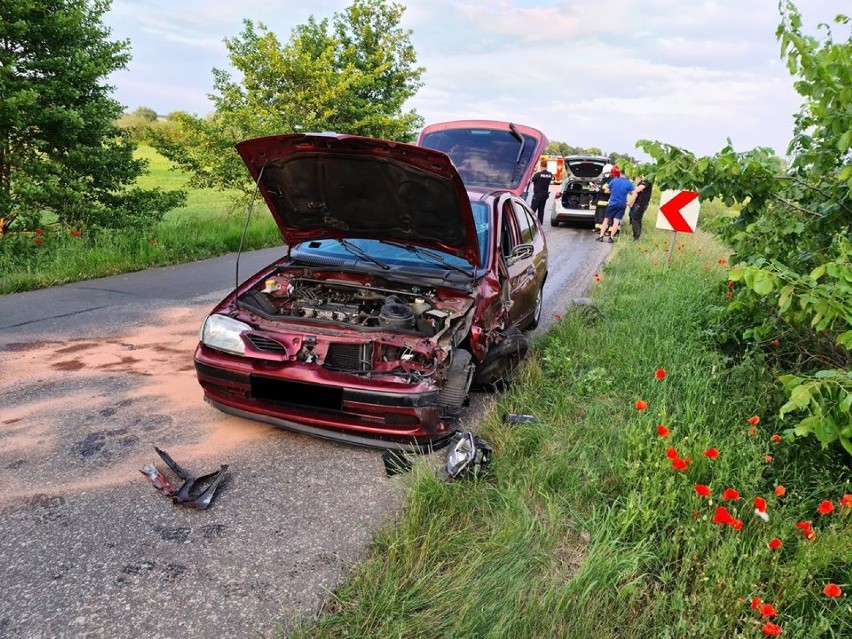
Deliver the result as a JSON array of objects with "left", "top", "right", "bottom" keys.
[{"left": 0, "top": 145, "right": 282, "bottom": 294}]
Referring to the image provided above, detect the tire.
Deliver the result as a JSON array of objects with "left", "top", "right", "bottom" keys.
[
  {"left": 437, "top": 349, "right": 474, "bottom": 414},
  {"left": 550, "top": 218, "right": 559, "bottom": 227},
  {"left": 526, "top": 284, "right": 544, "bottom": 329}
]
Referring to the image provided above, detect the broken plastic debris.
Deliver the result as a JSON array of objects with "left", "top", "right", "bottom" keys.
[
  {"left": 382, "top": 449, "right": 413, "bottom": 477},
  {"left": 503, "top": 413, "right": 536, "bottom": 424},
  {"left": 139, "top": 447, "right": 228, "bottom": 510},
  {"left": 139, "top": 464, "right": 176, "bottom": 496},
  {"left": 446, "top": 431, "right": 492, "bottom": 479}
]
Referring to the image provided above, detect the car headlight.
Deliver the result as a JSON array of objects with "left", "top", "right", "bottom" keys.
[{"left": 199, "top": 314, "right": 251, "bottom": 355}]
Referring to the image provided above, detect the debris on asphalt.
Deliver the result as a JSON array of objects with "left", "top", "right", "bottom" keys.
[
  {"left": 503, "top": 413, "right": 536, "bottom": 424},
  {"left": 445, "top": 431, "right": 492, "bottom": 479},
  {"left": 382, "top": 449, "right": 413, "bottom": 476},
  {"left": 140, "top": 447, "right": 229, "bottom": 510}
]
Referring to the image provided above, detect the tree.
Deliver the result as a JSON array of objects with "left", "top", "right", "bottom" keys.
[
  {"left": 151, "top": 0, "right": 425, "bottom": 193},
  {"left": 0, "top": 1, "right": 184, "bottom": 236},
  {"left": 637, "top": 2, "right": 850, "bottom": 453},
  {"left": 116, "top": 106, "right": 160, "bottom": 141}
]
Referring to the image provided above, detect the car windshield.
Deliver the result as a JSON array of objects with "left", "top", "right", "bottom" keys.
[
  {"left": 420, "top": 128, "right": 538, "bottom": 190},
  {"left": 291, "top": 201, "right": 491, "bottom": 271}
]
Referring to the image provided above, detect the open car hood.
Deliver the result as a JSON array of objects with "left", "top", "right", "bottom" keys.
[
  {"left": 417, "top": 120, "right": 548, "bottom": 197},
  {"left": 235, "top": 133, "right": 480, "bottom": 268},
  {"left": 563, "top": 155, "right": 610, "bottom": 180}
]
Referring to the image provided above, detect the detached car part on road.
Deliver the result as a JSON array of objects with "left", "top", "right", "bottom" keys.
[
  {"left": 550, "top": 155, "right": 610, "bottom": 227},
  {"left": 195, "top": 122, "right": 548, "bottom": 451}
]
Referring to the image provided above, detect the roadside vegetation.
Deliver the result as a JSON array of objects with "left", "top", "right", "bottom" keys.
[
  {"left": 0, "top": 146, "right": 280, "bottom": 294},
  {"left": 288, "top": 224, "right": 850, "bottom": 639}
]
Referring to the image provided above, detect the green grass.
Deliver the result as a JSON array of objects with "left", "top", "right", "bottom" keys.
[
  {"left": 286, "top": 226, "right": 851, "bottom": 639},
  {"left": 0, "top": 145, "right": 282, "bottom": 294}
]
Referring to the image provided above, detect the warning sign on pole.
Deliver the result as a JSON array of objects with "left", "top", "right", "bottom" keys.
[{"left": 656, "top": 190, "right": 701, "bottom": 233}]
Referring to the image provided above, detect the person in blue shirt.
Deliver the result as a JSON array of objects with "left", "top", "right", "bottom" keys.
[{"left": 596, "top": 167, "right": 634, "bottom": 243}]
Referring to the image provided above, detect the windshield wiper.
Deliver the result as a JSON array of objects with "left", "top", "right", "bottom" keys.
[
  {"left": 335, "top": 239, "right": 390, "bottom": 270},
  {"left": 379, "top": 240, "right": 474, "bottom": 277}
]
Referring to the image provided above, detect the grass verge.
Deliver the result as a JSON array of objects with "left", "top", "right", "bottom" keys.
[
  {"left": 288, "top": 226, "right": 851, "bottom": 639},
  {"left": 0, "top": 145, "right": 281, "bottom": 294}
]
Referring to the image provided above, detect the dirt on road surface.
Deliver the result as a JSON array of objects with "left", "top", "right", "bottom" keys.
[{"left": 1, "top": 304, "right": 405, "bottom": 638}]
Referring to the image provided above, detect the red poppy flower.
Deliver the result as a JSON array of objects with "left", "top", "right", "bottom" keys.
[
  {"left": 764, "top": 455, "right": 774, "bottom": 463},
  {"left": 713, "top": 506, "right": 734, "bottom": 526},
  {"left": 758, "top": 603, "right": 777, "bottom": 618},
  {"left": 754, "top": 497, "right": 767, "bottom": 512},
  {"left": 772, "top": 339, "right": 780, "bottom": 347},
  {"left": 816, "top": 500, "right": 834, "bottom": 515},
  {"left": 732, "top": 518, "right": 744, "bottom": 530},
  {"left": 768, "top": 537, "right": 782, "bottom": 550},
  {"left": 822, "top": 583, "right": 842, "bottom": 598},
  {"left": 795, "top": 521, "right": 816, "bottom": 540},
  {"left": 748, "top": 415, "right": 761, "bottom": 425},
  {"left": 70, "top": 230, "right": 81, "bottom": 237},
  {"left": 761, "top": 621, "right": 782, "bottom": 636},
  {"left": 771, "top": 434, "right": 782, "bottom": 443},
  {"left": 657, "top": 425, "right": 670, "bottom": 438},
  {"left": 726, "top": 291, "right": 733, "bottom": 298},
  {"left": 750, "top": 597, "right": 762, "bottom": 610},
  {"left": 665, "top": 447, "right": 679, "bottom": 459},
  {"left": 150, "top": 239, "right": 158, "bottom": 245},
  {"left": 774, "top": 485, "right": 786, "bottom": 497},
  {"left": 655, "top": 368, "right": 666, "bottom": 380},
  {"left": 35, "top": 228, "right": 43, "bottom": 235},
  {"left": 728, "top": 281, "right": 735, "bottom": 288},
  {"left": 34, "top": 237, "right": 43, "bottom": 245},
  {"left": 671, "top": 458, "right": 688, "bottom": 471},
  {"left": 722, "top": 488, "right": 741, "bottom": 501},
  {"left": 718, "top": 259, "right": 727, "bottom": 265},
  {"left": 703, "top": 448, "right": 719, "bottom": 459},
  {"left": 635, "top": 399, "right": 648, "bottom": 411},
  {"left": 839, "top": 494, "right": 852, "bottom": 508},
  {"left": 695, "top": 484, "right": 711, "bottom": 497}
]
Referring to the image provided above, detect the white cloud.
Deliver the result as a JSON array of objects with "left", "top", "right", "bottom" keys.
[{"left": 103, "top": 0, "right": 846, "bottom": 157}]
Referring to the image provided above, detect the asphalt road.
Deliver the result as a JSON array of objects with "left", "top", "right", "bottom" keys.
[{"left": 0, "top": 207, "right": 610, "bottom": 639}]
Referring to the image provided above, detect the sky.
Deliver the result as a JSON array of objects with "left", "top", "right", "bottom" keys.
[{"left": 102, "top": 0, "right": 845, "bottom": 159}]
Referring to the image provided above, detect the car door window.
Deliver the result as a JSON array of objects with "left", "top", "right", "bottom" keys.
[
  {"left": 501, "top": 201, "right": 518, "bottom": 258},
  {"left": 512, "top": 202, "right": 536, "bottom": 244}
]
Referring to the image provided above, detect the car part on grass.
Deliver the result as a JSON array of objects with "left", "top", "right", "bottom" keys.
[
  {"left": 139, "top": 447, "right": 229, "bottom": 510},
  {"left": 382, "top": 449, "right": 414, "bottom": 476},
  {"left": 503, "top": 413, "right": 536, "bottom": 424},
  {"left": 446, "top": 431, "right": 492, "bottom": 479}
]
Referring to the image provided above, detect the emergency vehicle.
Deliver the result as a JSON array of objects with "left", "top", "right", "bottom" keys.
[{"left": 538, "top": 154, "right": 565, "bottom": 184}]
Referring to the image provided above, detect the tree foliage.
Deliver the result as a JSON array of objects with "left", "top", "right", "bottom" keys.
[
  {"left": 637, "top": 2, "right": 851, "bottom": 453},
  {"left": 150, "top": 0, "right": 425, "bottom": 193},
  {"left": 0, "top": 0, "right": 184, "bottom": 235},
  {"left": 115, "top": 106, "right": 159, "bottom": 142}
]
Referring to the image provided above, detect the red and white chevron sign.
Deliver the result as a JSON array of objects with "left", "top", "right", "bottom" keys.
[{"left": 655, "top": 190, "right": 700, "bottom": 233}]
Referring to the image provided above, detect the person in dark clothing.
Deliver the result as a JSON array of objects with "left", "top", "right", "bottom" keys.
[
  {"left": 629, "top": 175, "right": 653, "bottom": 240},
  {"left": 529, "top": 160, "right": 553, "bottom": 224}
]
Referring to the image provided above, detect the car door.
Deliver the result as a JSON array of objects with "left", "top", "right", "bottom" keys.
[{"left": 499, "top": 196, "right": 536, "bottom": 326}]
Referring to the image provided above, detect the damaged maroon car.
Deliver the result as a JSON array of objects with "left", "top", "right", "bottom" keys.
[{"left": 194, "top": 121, "right": 549, "bottom": 450}]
